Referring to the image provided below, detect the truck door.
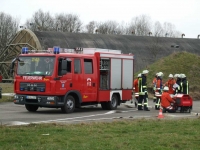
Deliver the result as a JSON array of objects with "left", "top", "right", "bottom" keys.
[
  {"left": 82, "top": 58, "right": 97, "bottom": 102},
  {"left": 55, "top": 58, "right": 72, "bottom": 94}
]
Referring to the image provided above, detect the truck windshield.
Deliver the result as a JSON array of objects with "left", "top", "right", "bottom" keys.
[{"left": 17, "top": 56, "right": 55, "bottom": 76}]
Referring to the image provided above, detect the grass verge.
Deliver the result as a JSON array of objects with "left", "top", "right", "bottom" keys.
[
  {"left": 0, "top": 118, "right": 200, "bottom": 150},
  {"left": 0, "top": 83, "right": 14, "bottom": 102}
]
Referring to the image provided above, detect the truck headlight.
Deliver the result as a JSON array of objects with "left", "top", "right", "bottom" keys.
[{"left": 14, "top": 95, "right": 19, "bottom": 99}]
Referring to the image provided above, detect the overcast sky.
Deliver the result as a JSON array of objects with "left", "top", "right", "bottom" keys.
[{"left": 1, "top": 0, "right": 200, "bottom": 38}]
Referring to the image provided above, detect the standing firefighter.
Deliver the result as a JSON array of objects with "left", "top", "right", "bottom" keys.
[
  {"left": 176, "top": 74, "right": 182, "bottom": 94},
  {"left": 164, "top": 74, "right": 176, "bottom": 94},
  {"left": 180, "top": 74, "right": 189, "bottom": 94},
  {"left": 155, "top": 72, "right": 163, "bottom": 110},
  {"left": 152, "top": 73, "right": 158, "bottom": 102},
  {"left": 138, "top": 70, "right": 150, "bottom": 111},
  {"left": 133, "top": 73, "right": 141, "bottom": 107}
]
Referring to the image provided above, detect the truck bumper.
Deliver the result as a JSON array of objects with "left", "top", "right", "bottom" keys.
[{"left": 13, "top": 94, "right": 64, "bottom": 107}]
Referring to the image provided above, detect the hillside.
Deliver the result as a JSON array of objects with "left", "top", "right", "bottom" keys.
[{"left": 136, "top": 51, "right": 200, "bottom": 100}]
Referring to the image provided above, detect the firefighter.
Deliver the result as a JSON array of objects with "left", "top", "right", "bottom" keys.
[
  {"left": 164, "top": 74, "right": 176, "bottom": 95},
  {"left": 152, "top": 73, "right": 158, "bottom": 102},
  {"left": 180, "top": 74, "right": 189, "bottom": 94},
  {"left": 161, "top": 86, "right": 176, "bottom": 113},
  {"left": 133, "top": 73, "right": 141, "bottom": 107},
  {"left": 138, "top": 70, "right": 150, "bottom": 111},
  {"left": 174, "top": 74, "right": 178, "bottom": 82},
  {"left": 155, "top": 72, "right": 163, "bottom": 110},
  {"left": 176, "top": 74, "right": 182, "bottom": 94}
]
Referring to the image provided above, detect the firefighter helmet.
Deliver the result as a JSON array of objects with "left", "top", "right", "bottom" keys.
[
  {"left": 177, "top": 74, "right": 181, "bottom": 78},
  {"left": 168, "top": 74, "right": 173, "bottom": 78},
  {"left": 174, "top": 74, "right": 178, "bottom": 78},
  {"left": 181, "top": 74, "right": 186, "bottom": 78},
  {"left": 158, "top": 72, "right": 164, "bottom": 76},
  {"left": 163, "top": 86, "right": 169, "bottom": 91},
  {"left": 142, "top": 70, "right": 149, "bottom": 74},
  {"left": 137, "top": 73, "right": 141, "bottom": 77},
  {"left": 157, "top": 72, "right": 162, "bottom": 77}
]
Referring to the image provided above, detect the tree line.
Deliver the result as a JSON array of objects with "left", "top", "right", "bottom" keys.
[{"left": 0, "top": 9, "right": 182, "bottom": 52}]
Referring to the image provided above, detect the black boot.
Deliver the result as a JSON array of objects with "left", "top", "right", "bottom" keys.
[
  {"left": 138, "top": 105, "right": 143, "bottom": 110},
  {"left": 135, "top": 102, "right": 137, "bottom": 108},
  {"left": 144, "top": 106, "right": 150, "bottom": 111}
]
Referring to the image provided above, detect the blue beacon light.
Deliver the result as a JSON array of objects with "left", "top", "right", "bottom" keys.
[
  {"left": 22, "top": 47, "right": 28, "bottom": 54},
  {"left": 53, "top": 47, "right": 60, "bottom": 54}
]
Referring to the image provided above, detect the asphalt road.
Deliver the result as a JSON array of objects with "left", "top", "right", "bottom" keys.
[{"left": 0, "top": 100, "right": 199, "bottom": 126}]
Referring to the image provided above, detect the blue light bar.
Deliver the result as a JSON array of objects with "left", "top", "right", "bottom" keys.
[
  {"left": 22, "top": 47, "right": 28, "bottom": 54},
  {"left": 53, "top": 46, "right": 60, "bottom": 54}
]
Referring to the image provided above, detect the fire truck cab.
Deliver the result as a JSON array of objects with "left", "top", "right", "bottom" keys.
[{"left": 11, "top": 47, "right": 134, "bottom": 113}]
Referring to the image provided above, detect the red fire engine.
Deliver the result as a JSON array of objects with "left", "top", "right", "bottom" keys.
[{"left": 11, "top": 47, "right": 134, "bottom": 113}]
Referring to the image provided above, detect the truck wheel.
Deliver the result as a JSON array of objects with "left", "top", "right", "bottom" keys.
[
  {"left": 106, "top": 94, "right": 118, "bottom": 110},
  {"left": 61, "top": 95, "right": 75, "bottom": 113},
  {"left": 25, "top": 104, "right": 38, "bottom": 112},
  {"left": 101, "top": 102, "right": 107, "bottom": 110}
]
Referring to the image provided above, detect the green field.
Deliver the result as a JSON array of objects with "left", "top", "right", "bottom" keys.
[{"left": 0, "top": 119, "right": 200, "bottom": 150}]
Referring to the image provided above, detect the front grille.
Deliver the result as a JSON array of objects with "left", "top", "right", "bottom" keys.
[{"left": 20, "top": 82, "right": 45, "bottom": 92}]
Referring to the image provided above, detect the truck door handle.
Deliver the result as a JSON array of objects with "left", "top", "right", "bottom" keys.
[{"left": 93, "top": 83, "right": 95, "bottom": 87}]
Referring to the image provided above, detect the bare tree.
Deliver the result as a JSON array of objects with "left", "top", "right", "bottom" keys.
[
  {"left": 128, "top": 15, "right": 152, "bottom": 36},
  {"left": 25, "top": 9, "right": 54, "bottom": 31},
  {"left": 0, "top": 12, "right": 19, "bottom": 51},
  {"left": 96, "top": 20, "right": 119, "bottom": 34},
  {"left": 153, "top": 21, "right": 163, "bottom": 37},
  {"left": 85, "top": 21, "right": 97, "bottom": 34},
  {"left": 54, "top": 13, "right": 83, "bottom": 32},
  {"left": 163, "top": 22, "right": 177, "bottom": 37}
]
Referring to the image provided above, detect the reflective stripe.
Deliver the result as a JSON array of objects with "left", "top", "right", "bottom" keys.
[
  {"left": 181, "top": 82, "right": 183, "bottom": 93},
  {"left": 166, "top": 106, "right": 173, "bottom": 110},
  {"left": 138, "top": 103, "right": 142, "bottom": 106},
  {"left": 139, "top": 92, "right": 145, "bottom": 95},
  {"left": 143, "top": 86, "right": 147, "bottom": 88}
]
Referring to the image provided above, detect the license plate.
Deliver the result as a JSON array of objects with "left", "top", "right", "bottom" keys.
[{"left": 26, "top": 96, "right": 36, "bottom": 99}]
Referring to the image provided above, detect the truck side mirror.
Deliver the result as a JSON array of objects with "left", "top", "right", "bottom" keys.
[{"left": 10, "top": 58, "right": 16, "bottom": 77}]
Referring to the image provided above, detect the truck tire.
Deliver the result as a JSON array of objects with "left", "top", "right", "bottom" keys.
[
  {"left": 61, "top": 95, "right": 75, "bottom": 113},
  {"left": 106, "top": 94, "right": 118, "bottom": 110},
  {"left": 25, "top": 104, "right": 38, "bottom": 112}
]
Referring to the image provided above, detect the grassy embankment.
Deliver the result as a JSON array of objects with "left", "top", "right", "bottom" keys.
[
  {"left": 0, "top": 51, "right": 200, "bottom": 102},
  {"left": 137, "top": 51, "right": 200, "bottom": 100},
  {"left": 0, "top": 119, "right": 200, "bottom": 150}
]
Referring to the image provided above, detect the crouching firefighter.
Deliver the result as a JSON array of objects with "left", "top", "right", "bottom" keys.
[
  {"left": 161, "top": 86, "right": 176, "bottom": 113},
  {"left": 138, "top": 70, "right": 150, "bottom": 111}
]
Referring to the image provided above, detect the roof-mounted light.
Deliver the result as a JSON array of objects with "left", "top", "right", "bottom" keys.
[
  {"left": 21, "top": 47, "right": 28, "bottom": 54},
  {"left": 53, "top": 46, "right": 60, "bottom": 54}
]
